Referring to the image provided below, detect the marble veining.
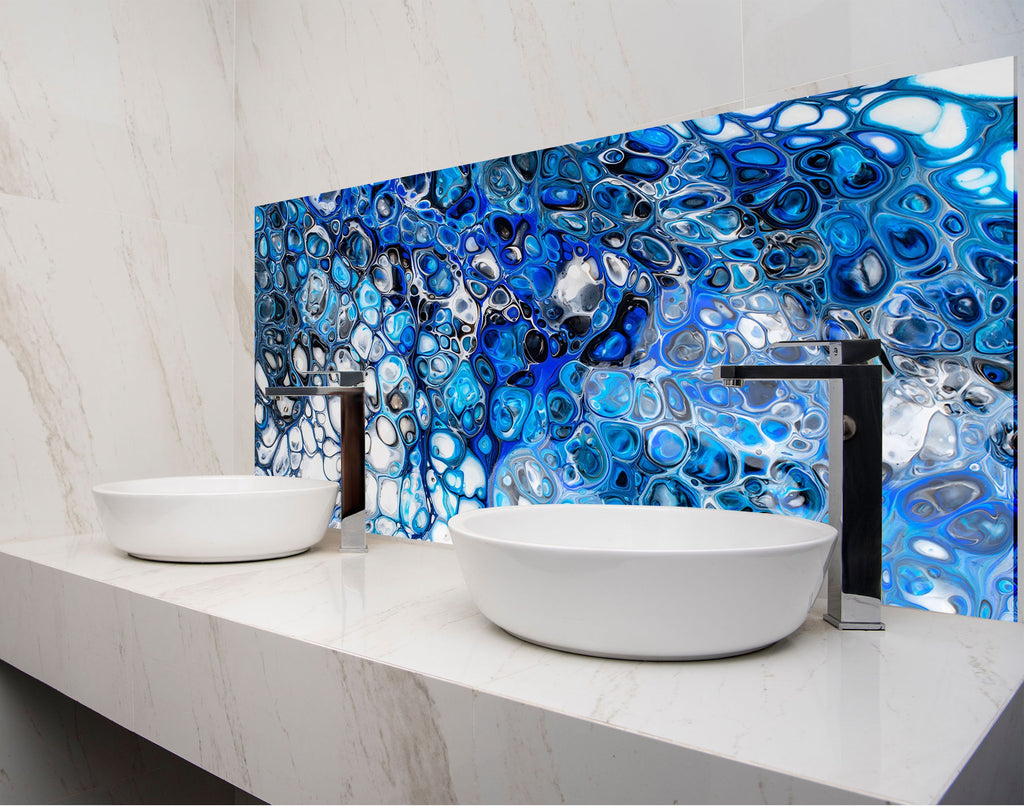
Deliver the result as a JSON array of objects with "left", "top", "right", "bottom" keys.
[
  {"left": 0, "top": 522, "right": 1021, "bottom": 803},
  {"left": 0, "top": 0, "right": 236, "bottom": 543},
  {"left": 0, "top": 232, "right": 96, "bottom": 536}
]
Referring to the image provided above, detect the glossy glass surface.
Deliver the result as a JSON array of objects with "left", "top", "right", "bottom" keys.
[{"left": 255, "top": 60, "right": 1016, "bottom": 619}]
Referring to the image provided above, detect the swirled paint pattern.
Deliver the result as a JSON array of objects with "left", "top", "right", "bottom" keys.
[{"left": 255, "top": 59, "right": 1016, "bottom": 620}]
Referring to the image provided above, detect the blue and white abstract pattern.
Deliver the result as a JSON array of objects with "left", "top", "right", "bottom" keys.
[{"left": 255, "top": 59, "right": 1016, "bottom": 619}]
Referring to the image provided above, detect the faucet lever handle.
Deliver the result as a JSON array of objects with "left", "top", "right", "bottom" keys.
[{"left": 770, "top": 339, "right": 894, "bottom": 373}]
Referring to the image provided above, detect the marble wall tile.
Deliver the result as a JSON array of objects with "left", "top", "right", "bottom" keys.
[
  {"left": 233, "top": 0, "right": 426, "bottom": 224},
  {"left": 413, "top": 0, "right": 745, "bottom": 173},
  {"left": 0, "top": 0, "right": 234, "bottom": 228},
  {"left": 742, "top": 31, "right": 1024, "bottom": 114},
  {"left": 741, "top": 0, "right": 1024, "bottom": 100},
  {"left": 1, "top": 0, "right": 238, "bottom": 539},
  {"left": 234, "top": 227, "right": 257, "bottom": 472},
  {"left": 0, "top": 194, "right": 234, "bottom": 539},
  {"left": 233, "top": 0, "right": 744, "bottom": 222}
]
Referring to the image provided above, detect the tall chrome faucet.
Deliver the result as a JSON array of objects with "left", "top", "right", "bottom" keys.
[
  {"left": 266, "top": 370, "right": 367, "bottom": 553},
  {"left": 713, "top": 339, "right": 892, "bottom": 630}
]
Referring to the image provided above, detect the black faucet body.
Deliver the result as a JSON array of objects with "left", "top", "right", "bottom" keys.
[
  {"left": 715, "top": 340, "right": 888, "bottom": 630},
  {"left": 265, "top": 370, "right": 367, "bottom": 552}
]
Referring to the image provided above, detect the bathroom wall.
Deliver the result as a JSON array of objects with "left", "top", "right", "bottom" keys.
[
  {"left": 0, "top": 1, "right": 243, "bottom": 801},
  {"left": 240, "top": 0, "right": 1020, "bottom": 620},
  {"left": 0, "top": 0, "right": 239, "bottom": 544}
]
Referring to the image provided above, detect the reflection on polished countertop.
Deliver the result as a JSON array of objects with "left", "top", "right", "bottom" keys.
[{"left": 0, "top": 513, "right": 1021, "bottom": 804}]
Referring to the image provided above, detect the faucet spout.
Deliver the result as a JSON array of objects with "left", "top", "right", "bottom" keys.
[{"left": 715, "top": 339, "right": 887, "bottom": 631}]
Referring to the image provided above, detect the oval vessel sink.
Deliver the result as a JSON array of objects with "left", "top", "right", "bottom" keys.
[
  {"left": 448, "top": 504, "right": 837, "bottom": 660},
  {"left": 93, "top": 475, "right": 338, "bottom": 562}
]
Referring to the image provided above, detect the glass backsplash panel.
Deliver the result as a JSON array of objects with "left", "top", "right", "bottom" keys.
[{"left": 255, "top": 58, "right": 1016, "bottom": 619}]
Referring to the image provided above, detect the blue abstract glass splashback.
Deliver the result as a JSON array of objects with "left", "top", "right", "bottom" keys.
[{"left": 255, "top": 59, "right": 1017, "bottom": 620}]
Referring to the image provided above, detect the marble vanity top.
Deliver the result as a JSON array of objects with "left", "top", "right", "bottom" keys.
[{"left": 0, "top": 515, "right": 1021, "bottom": 804}]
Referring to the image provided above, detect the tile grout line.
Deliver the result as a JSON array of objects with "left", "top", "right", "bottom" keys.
[{"left": 231, "top": 0, "right": 240, "bottom": 475}]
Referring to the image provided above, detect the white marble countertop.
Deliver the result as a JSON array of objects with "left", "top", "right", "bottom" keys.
[{"left": 0, "top": 516, "right": 1022, "bottom": 804}]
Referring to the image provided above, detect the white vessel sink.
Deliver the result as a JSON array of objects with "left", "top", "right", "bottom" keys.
[
  {"left": 448, "top": 504, "right": 837, "bottom": 660},
  {"left": 93, "top": 475, "right": 338, "bottom": 562}
]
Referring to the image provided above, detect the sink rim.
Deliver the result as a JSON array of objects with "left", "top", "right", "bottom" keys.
[
  {"left": 450, "top": 503, "right": 837, "bottom": 556},
  {"left": 93, "top": 474, "right": 338, "bottom": 497}
]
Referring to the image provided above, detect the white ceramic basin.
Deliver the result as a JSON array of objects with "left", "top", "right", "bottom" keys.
[
  {"left": 93, "top": 475, "right": 338, "bottom": 562},
  {"left": 448, "top": 504, "right": 837, "bottom": 661}
]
